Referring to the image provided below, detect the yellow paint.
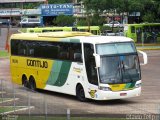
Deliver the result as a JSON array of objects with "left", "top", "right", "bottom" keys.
[
  {"left": 10, "top": 56, "right": 54, "bottom": 89},
  {"left": 109, "top": 84, "right": 126, "bottom": 91}
]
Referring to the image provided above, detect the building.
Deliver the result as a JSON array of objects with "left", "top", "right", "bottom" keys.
[{"left": 0, "top": 0, "right": 46, "bottom": 26}]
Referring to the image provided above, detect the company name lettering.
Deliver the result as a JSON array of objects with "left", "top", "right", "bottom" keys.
[
  {"left": 27, "top": 59, "right": 48, "bottom": 68},
  {"left": 42, "top": 4, "right": 73, "bottom": 9}
]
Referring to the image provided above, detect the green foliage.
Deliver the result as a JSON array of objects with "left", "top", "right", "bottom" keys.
[
  {"left": 55, "top": 14, "right": 75, "bottom": 26},
  {"left": 142, "top": 12, "right": 155, "bottom": 23},
  {"left": 82, "top": 0, "right": 160, "bottom": 23},
  {"left": 77, "top": 14, "right": 105, "bottom": 26},
  {"left": 91, "top": 13, "right": 105, "bottom": 26},
  {"left": 77, "top": 19, "right": 88, "bottom": 26}
]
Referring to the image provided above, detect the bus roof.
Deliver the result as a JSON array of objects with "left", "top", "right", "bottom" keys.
[{"left": 10, "top": 31, "right": 133, "bottom": 44}]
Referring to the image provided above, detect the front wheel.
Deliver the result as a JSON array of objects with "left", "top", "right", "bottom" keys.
[{"left": 76, "top": 85, "right": 86, "bottom": 102}]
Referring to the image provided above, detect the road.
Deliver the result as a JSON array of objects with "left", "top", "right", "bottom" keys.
[{"left": 0, "top": 50, "right": 160, "bottom": 117}]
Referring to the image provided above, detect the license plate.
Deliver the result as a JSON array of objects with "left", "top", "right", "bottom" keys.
[{"left": 120, "top": 93, "right": 127, "bottom": 96}]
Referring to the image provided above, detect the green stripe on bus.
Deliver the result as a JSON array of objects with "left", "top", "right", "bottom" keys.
[
  {"left": 47, "top": 61, "right": 62, "bottom": 85},
  {"left": 54, "top": 61, "right": 71, "bottom": 86},
  {"left": 47, "top": 61, "right": 71, "bottom": 87},
  {"left": 124, "top": 83, "right": 132, "bottom": 89},
  {"left": 125, "top": 82, "right": 136, "bottom": 89}
]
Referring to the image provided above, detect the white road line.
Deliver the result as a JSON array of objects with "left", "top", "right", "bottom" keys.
[
  {"left": 0, "top": 98, "right": 19, "bottom": 103},
  {"left": 0, "top": 91, "right": 6, "bottom": 94},
  {"left": 0, "top": 106, "right": 35, "bottom": 115}
]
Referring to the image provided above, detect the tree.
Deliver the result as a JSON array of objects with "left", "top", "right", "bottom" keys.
[
  {"left": 55, "top": 14, "right": 75, "bottom": 26},
  {"left": 142, "top": 12, "right": 155, "bottom": 22}
]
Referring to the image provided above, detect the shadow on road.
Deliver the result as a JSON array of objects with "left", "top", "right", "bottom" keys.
[{"left": 18, "top": 86, "right": 138, "bottom": 106}]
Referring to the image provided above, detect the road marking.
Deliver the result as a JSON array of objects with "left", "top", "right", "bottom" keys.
[
  {"left": 0, "top": 91, "right": 6, "bottom": 94},
  {"left": 0, "top": 98, "right": 19, "bottom": 103},
  {"left": 0, "top": 106, "right": 35, "bottom": 115}
]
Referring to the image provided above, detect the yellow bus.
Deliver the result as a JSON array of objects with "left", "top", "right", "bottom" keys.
[
  {"left": 10, "top": 31, "right": 147, "bottom": 101},
  {"left": 26, "top": 26, "right": 100, "bottom": 35}
]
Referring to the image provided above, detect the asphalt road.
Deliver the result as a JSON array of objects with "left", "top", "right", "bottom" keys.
[{"left": 0, "top": 50, "right": 160, "bottom": 117}]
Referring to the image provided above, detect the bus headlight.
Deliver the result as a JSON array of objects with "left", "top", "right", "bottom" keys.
[
  {"left": 135, "top": 83, "right": 141, "bottom": 88},
  {"left": 99, "top": 86, "right": 111, "bottom": 91}
]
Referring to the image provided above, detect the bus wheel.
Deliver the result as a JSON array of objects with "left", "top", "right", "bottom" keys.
[
  {"left": 29, "top": 77, "right": 36, "bottom": 91},
  {"left": 76, "top": 84, "right": 86, "bottom": 102},
  {"left": 22, "top": 75, "right": 29, "bottom": 88}
]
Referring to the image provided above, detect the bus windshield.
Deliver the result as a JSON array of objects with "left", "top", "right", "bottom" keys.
[{"left": 96, "top": 42, "right": 141, "bottom": 84}]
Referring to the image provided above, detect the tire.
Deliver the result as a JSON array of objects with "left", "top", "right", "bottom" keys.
[
  {"left": 22, "top": 75, "right": 29, "bottom": 88},
  {"left": 29, "top": 77, "right": 36, "bottom": 91},
  {"left": 76, "top": 85, "right": 86, "bottom": 102}
]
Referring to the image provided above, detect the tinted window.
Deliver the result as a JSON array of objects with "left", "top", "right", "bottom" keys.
[
  {"left": 11, "top": 40, "right": 82, "bottom": 62},
  {"left": 131, "top": 26, "right": 135, "bottom": 33}
]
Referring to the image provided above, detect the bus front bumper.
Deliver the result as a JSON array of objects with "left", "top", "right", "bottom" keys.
[{"left": 92, "top": 87, "right": 141, "bottom": 100}]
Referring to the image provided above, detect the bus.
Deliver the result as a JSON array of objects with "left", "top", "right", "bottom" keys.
[
  {"left": 10, "top": 31, "right": 147, "bottom": 101},
  {"left": 26, "top": 26, "right": 72, "bottom": 33},
  {"left": 124, "top": 23, "right": 160, "bottom": 43},
  {"left": 26, "top": 26, "right": 100, "bottom": 35},
  {"left": 76, "top": 26, "right": 100, "bottom": 35}
]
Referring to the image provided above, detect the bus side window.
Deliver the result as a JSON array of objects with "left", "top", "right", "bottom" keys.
[
  {"left": 84, "top": 43, "right": 98, "bottom": 85},
  {"left": 30, "top": 30, "right": 34, "bottom": 33},
  {"left": 69, "top": 43, "right": 82, "bottom": 62},
  {"left": 131, "top": 26, "right": 135, "bottom": 33},
  {"left": 74, "top": 53, "right": 82, "bottom": 61},
  {"left": 18, "top": 41, "right": 27, "bottom": 56},
  {"left": 11, "top": 40, "right": 19, "bottom": 55},
  {"left": 58, "top": 43, "right": 70, "bottom": 60}
]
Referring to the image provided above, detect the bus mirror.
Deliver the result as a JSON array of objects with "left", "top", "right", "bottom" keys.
[
  {"left": 93, "top": 53, "right": 100, "bottom": 68},
  {"left": 138, "top": 50, "right": 148, "bottom": 66}
]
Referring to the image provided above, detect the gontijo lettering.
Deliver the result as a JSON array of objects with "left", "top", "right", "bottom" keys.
[{"left": 27, "top": 59, "right": 48, "bottom": 68}]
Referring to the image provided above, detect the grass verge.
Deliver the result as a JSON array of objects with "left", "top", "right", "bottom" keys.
[{"left": 0, "top": 50, "right": 9, "bottom": 57}]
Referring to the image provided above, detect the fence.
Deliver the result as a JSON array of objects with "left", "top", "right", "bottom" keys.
[{"left": 0, "top": 79, "right": 160, "bottom": 120}]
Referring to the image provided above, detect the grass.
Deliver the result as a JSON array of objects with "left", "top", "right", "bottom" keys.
[
  {"left": 0, "top": 50, "right": 9, "bottom": 57},
  {"left": 0, "top": 106, "right": 26, "bottom": 113},
  {"left": 18, "top": 28, "right": 27, "bottom": 33}
]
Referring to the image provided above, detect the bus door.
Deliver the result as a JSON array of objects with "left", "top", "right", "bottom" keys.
[
  {"left": 84, "top": 43, "right": 99, "bottom": 96},
  {"left": 136, "top": 27, "right": 142, "bottom": 43}
]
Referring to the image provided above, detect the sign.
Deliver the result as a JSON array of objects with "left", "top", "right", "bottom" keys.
[
  {"left": 22, "top": 9, "right": 41, "bottom": 15},
  {"left": 0, "top": 9, "right": 21, "bottom": 16},
  {"left": 41, "top": 3, "right": 73, "bottom": 16}
]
